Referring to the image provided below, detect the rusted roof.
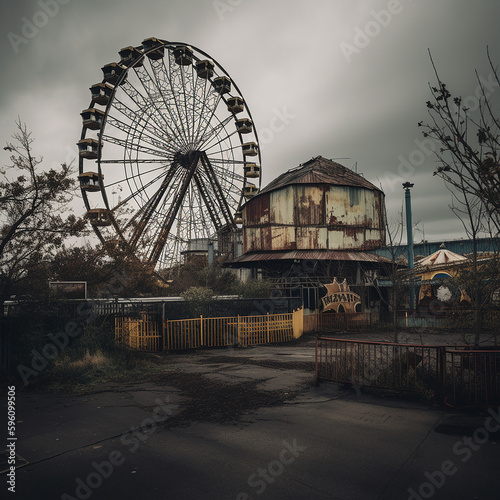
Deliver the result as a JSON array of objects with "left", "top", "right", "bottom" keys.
[
  {"left": 230, "top": 250, "right": 392, "bottom": 264},
  {"left": 257, "top": 156, "right": 383, "bottom": 197}
]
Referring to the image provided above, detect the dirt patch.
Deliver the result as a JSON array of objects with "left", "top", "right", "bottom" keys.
[
  {"left": 151, "top": 370, "right": 309, "bottom": 425},
  {"left": 203, "top": 355, "right": 316, "bottom": 373}
]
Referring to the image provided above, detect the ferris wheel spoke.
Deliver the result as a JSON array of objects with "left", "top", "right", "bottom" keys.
[
  {"left": 105, "top": 163, "right": 171, "bottom": 188},
  {"left": 148, "top": 154, "right": 200, "bottom": 265},
  {"left": 119, "top": 79, "right": 173, "bottom": 136},
  {"left": 193, "top": 91, "right": 223, "bottom": 147},
  {"left": 104, "top": 115, "right": 177, "bottom": 156},
  {"left": 190, "top": 78, "right": 211, "bottom": 146},
  {"left": 108, "top": 167, "right": 173, "bottom": 214},
  {"left": 111, "top": 96, "right": 178, "bottom": 149},
  {"left": 204, "top": 143, "right": 240, "bottom": 157},
  {"left": 150, "top": 58, "right": 190, "bottom": 145},
  {"left": 128, "top": 163, "right": 181, "bottom": 249},
  {"left": 199, "top": 153, "right": 235, "bottom": 228},
  {"left": 100, "top": 133, "right": 170, "bottom": 159},
  {"left": 196, "top": 115, "right": 235, "bottom": 150},
  {"left": 207, "top": 157, "right": 247, "bottom": 166},
  {"left": 189, "top": 64, "right": 202, "bottom": 147},
  {"left": 201, "top": 130, "right": 239, "bottom": 154},
  {"left": 173, "top": 54, "right": 194, "bottom": 148},
  {"left": 100, "top": 158, "right": 173, "bottom": 164},
  {"left": 133, "top": 64, "right": 188, "bottom": 149}
]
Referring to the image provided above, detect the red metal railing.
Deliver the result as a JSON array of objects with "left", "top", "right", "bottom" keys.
[
  {"left": 444, "top": 349, "right": 500, "bottom": 408},
  {"left": 315, "top": 337, "right": 500, "bottom": 408}
]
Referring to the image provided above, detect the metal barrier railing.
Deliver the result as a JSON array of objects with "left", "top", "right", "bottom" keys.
[
  {"left": 315, "top": 337, "right": 445, "bottom": 395},
  {"left": 315, "top": 337, "right": 500, "bottom": 408},
  {"left": 115, "top": 309, "right": 304, "bottom": 352},
  {"left": 445, "top": 349, "right": 500, "bottom": 408},
  {"left": 115, "top": 313, "right": 161, "bottom": 352}
]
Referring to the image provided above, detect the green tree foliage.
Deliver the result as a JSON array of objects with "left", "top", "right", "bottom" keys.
[
  {"left": 181, "top": 286, "right": 215, "bottom": 316},
  {"left": 232, "top": 278, "right": 273, "bottom": 298}
]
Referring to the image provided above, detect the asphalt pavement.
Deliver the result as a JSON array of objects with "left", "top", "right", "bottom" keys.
[{"left": 3, "top": 335, "right": 500, "bottom": 500}]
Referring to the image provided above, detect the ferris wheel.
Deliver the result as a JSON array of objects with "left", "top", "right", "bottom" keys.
[{"left": 78, "top": 37, "right": 261, "bottom": 271}]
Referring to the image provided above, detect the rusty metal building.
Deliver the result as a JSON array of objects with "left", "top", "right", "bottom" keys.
[{"left": 229, "top": 156, "right": 392, "bottom": 311}]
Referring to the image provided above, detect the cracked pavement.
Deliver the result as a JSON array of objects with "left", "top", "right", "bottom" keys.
[{"left": 5, "top": 335, "right": 500, "bottom": 499}]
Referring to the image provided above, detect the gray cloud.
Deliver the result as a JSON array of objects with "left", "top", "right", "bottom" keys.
[{"left": 1, "top": 0, "right": 500, "bottom": 246}]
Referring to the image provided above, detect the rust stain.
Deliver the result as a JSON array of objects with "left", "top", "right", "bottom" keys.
[{"left": 243, "top": 180, "right": 385, "bottom": 253}]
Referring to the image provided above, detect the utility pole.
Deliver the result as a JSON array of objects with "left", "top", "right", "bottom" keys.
[{"left": 403, "top": 182, "right": 415, "bottom": 310}]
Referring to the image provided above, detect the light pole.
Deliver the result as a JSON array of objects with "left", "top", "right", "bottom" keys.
[{"left": 403, "top": 182, "right": 415, "bottom": 310}]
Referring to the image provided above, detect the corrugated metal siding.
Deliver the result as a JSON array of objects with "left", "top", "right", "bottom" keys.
[
  {"left": 294, "top": 185, "right": 325, "bottom": 226},
  {"left": 296, "top": 227, "right": 328, "bottom": 250},
  {"left": 271, "top": 226, "right": 296, "bottom": 250},
  {"left": 243, "top": 183, "right": 386, "bottom": 254},
  {"left": 244, "top": 193, "right": 270, "bottom": 226},
  {"left": 231, "top": 250, "right": 392, "bottom": 264},
  {"left": 270, "top": 189, "right": 293, "bottom": 225},
  {"left": 325, "top": 186, "right": 379, "bottom": 228}
]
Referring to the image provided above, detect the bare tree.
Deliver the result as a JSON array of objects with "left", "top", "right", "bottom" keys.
[
  {"left": 420, "top": 50, "right": 500, "bottom": 343},
  {"left": 420, "top": 49, "right": 500, "bottom": 232},
  {"left": 364, "top": 197, "right": 408, "bottom": 342},
  {"left": 0, "top": 120, "right": 86, "bottom": 303}
]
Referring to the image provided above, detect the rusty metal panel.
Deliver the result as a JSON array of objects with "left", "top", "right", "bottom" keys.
[
  {"left": 325, "top": 186, "right": 379, "bottom": 227},
  {"left": 242, "top": 173, "right": 386, "bottom": 254},
  {"left": 231, "top": 250, "right": 392, "bottom": 264},
  {"left": 270, "top": 188, "right": 294, "bottom": 225},
  {"left": 328, "top": 228, "right": 365, "bottom": 250},
  {"left": 364, "top": 228, "right": 384, "bottom": 249},
  {"left": 294, "top": 185, "right": 325, "bottom": 226},
  {"left": 243, "top": 227, "right": 261, "bottom": 253},
  {"left": 270, "top": 226, "right": 296, "bottom": 250},
  {"left": 261, "top": 226, "right": 272, "bottom": 251},
  {"left": 296, "top": 227, "right": 328, "bottom": 250},
  {"left": 244, "top": 192, "right": 270, "bottom": 226}
]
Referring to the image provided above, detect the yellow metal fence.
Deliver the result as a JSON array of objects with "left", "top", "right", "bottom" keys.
[
  {"left": 115, "top": 309, "right": 304, "bottom": 352},
  {"left": 115, "top": 313, "right": 161, "bottom": 351}
]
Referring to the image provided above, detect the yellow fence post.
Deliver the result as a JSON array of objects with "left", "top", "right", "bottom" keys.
[
  {"left": 293, "top": 308, "right": 304, "bottom": 339},
  {"left": 237, "top": 314, "right": 241, "bottom": 346},
  {"left": 266, "top": 312, "right": 270, "bottom": 344},
  {"left": 162, "top": 317, "right": 166, "bottom": 351},
  {"left": 200, "top": 315, "right": 204, "bottom": 347}
]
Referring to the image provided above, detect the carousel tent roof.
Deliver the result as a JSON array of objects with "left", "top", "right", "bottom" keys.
[{"left": 416, "top": 248, "right": 468, "bottom": 268}]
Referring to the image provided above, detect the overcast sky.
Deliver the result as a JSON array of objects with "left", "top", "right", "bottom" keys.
[{"left": 1, "top": 0, "right": 500, "bottom": 246}]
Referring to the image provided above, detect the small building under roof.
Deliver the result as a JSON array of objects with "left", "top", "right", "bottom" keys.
[{"left": 229, "top": 156, "right": 392, "bottom": 311}]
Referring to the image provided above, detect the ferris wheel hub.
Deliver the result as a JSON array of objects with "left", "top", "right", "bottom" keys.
[{"left": 173, "top": 150, "right": 200, "bottom": 169}]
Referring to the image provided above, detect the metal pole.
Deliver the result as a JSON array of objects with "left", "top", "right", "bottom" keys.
[{"left": 403, "top": 182, "right": 415, "bottom": 310}]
